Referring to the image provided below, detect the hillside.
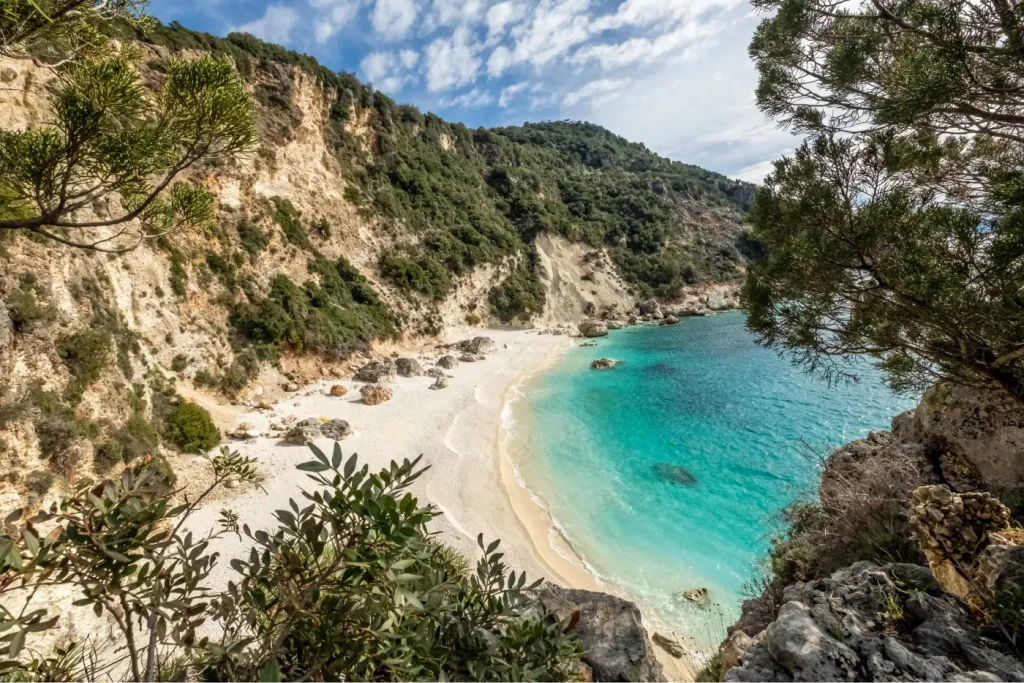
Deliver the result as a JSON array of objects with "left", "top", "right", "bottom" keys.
[{"left": 0, "top": 21, "right": 753, "bottom": 506}]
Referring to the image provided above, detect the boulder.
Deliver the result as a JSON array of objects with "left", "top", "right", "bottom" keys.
[
  {"left": 706, "top": 290, "right": 728, "bottom": 310},
  {"left": 354, "top": 359, "right": 397, "bottom": 383},
  {"left": 679, "top": 587, "right": 711, "bottom": 608},
  {"left": 360, "top": 383, "right": 393, "bottom": 405},
  {"left": 651, "top": 632, "right": 685, "bottom": 659},
  {"left": 539, "top": 586, "right": 664, "bottom": 682},
  {"left": 437, "top": 355, "right": 459, "bottom": 370},
  {"left": 321, "top": 419, "right": 352, "bottom": 441},
  {"left": 658, "top": 315, "right": 680, "bottom": 326},
  {"left": 605, "top": 320, "right": 628, "bottom": 330},
  {"left": 284, "top": 382, "right": 300, "bottom": 392},
  {"left": 638, "top": 299, "right": 663, "bottom": 318},
  {"left": 724, "top": 562, "right": 1024, "bottom": 682},
  {"left": 579, "top": 320, "right": 609, "bottom": 338},
  {"left": 456, "top": 336, "right": 497, "bottom": 355},
  {"left": 591, "top": 358, "right": 618, "bottom": 370},
  {"left": 425, "top": 367, "right": 445, "bottom": 379},
  {"left": 286, "top": 418, "right": 322, "bottom": 446},
  {"left": 256, "top": 399, "right": 274, "bottom": 410},
  {"left": 429, "top": 376, "right": 449, "bottom": 390},
  {"left": 459, "top": 354, "right": 479, "bottom": 363},
  {"left": 395, "top": 357, "right": 424, "bottom": 377},
  {"left": 719, "top": 630, "right": 753, "bottom": 679},
  {"left": 328, "top": 384, "right": 348, "bottom": 397}
]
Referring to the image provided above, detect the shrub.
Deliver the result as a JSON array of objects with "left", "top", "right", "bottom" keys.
[
  {"left": 269, "top": 196, "right": 308, "bottom": 248},
  {"left": 163, "top": 401, "right": 220, "bottom": 453},
  {"left": 5, "top": 286, "right": 54, "bottom": 332},
  {"left": 236, "top": 218, "right": 268, "bottom": 256},
  {"left": 0, "top": 446, "right": 580, "bottom": 682},
  {"left": 170, "top": 354, "right": 189, "bottom": 372},
  {"left": 489, "top": 264, "right": 546, "bottom": 322},
  {"left": 25, "top": 388, "right": 98, "bottom": 474},
  {"left": 57, "top": 330, "right": 112, "bottom": 404},
  {"left": 95, "top": 414, "right": 161, "bottom": 472}
]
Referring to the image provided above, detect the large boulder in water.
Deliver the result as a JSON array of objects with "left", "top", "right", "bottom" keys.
[
  {"left": 538, "top": 586, "right": 664, "bottom": 682},
  {"left": 591, "top": 358, "right": 618, "bottom": 370},
  {"left": 579, "top": 320, "right": 609, "bottom": 338},
  {"left": 355, "top": 359, "right": 396, "bottom": 383}
]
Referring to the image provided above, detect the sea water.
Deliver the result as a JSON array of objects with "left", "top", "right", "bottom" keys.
[{"left": 506, "top": 312, "right": 916, "bottom": 648}]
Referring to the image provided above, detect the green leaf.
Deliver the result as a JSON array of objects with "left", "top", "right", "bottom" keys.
[
  {"left": 297, "top": 461, "right": 330, "bottom": 472},
  {"left": 259, "top": 659, "right": 281, "bottom": 682}
]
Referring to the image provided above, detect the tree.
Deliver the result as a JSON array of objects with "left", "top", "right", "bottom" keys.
[
  {"left": 0, "top": 0, "right": 146, "bottom": 63},
  {"left": 0, "top": 445, "right": 581, "bottom": 681},
  {"left": 0, "top": 46, "right": 256, "bottom": 252},
  {"left": 743, "top": 0, "right": 1024, "bottom": 402}
]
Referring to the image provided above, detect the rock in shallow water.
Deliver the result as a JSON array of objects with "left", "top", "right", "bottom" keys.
[
  {"left": 591, "top": 358, "right": 618, "bottom": 370},
  {"left": 579, "top": 320, "right": 609, "bottom": 337},
  {"left": 653, "top": 463, "right": 697, "bottom": 486}
]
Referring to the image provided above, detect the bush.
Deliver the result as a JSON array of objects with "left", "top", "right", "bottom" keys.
[
  {"left": 236, "top": 218, "right": 268, "bottom": 256},
  {"left": 170, "top": 354, "right": 189, "bottom": 372},
  {"left": 95, "top": 413, "right": 161, "bottom": 472},
  {"left": 57, "top": 330, "right": 112, "bottom": 404},
  {"left": 163, "top": 401, "right": 220, "bottom": 453},
  {"left": 269, "top": 196, "right": 308, "bottom": 248},
  {"left": 489, "top": 264, "right": 546, "bottom": 322},
  {"left": 25, "top": 388, "right": 97, "bottom": 473},
  {"left": 0, "top": 446, "right": 580, "bottom": 682},
  {"left": 231, "top": 257, "right": 398, "bottom": 357},
  {"left": 5, "top": 286, "right": 54, "bottom": 332}
]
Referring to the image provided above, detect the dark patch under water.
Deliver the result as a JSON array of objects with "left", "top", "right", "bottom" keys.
[{"left": 654, "top": 463, "right": 698, "bottom": 486}]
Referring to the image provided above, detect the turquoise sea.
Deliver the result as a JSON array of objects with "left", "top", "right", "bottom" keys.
[{"left": 506, "top": 312, "right": 916, "bottom": 648}]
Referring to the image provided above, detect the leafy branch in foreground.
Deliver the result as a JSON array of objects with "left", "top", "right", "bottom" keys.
[
  {"left": 0, "top": 48, "right": 257, "bottom": 252},
  {"left": 0, "top": 0, "right": 147, "bottom": 64},
  {"left": 0, "top": 443, "right": 581, "bottom": 681}
]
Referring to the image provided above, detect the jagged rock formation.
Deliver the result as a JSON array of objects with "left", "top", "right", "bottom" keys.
[
  {"left": 724, "top": 562, "right": 1024, "bottom": 682},
  {"left": 539, "top": 586, "right": 665, "bottom": 682}
]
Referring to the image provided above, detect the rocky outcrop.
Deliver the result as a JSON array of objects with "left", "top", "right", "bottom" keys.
[
  {"left": 903, "top": 383, "right": 1024, "bottom": 497},
  {"left": 579, "top": 320, "right": 609, "bottom": 338},
  {"left": 395, "top": 357, "right": 423, "bottom": 377},
  {"left": 725, "top": 562, "right": 1024, "bottom": 682},
  {"left": 539, "top": 586, "right": 664, "bottom": 682},
  {"left": 658, "top": 315, "right": 679, "bottom": 326},
  {"left": 360, "top": 383, "right": 393, "bottom": 405},
  {"left": 591, "top": 358, "right": 618, "bottom": 370},
  {"left": 355, "top": 360, "right": 397, "bottom": 383},
  {"left": 605, "top": 320, "right": 628, "bottom": 330},
  {"left": 286, "top": 418, "right": 322, "bottom": 445},
  {"left": 320, "top": 419, "right": 352, "bottom": 440},
  {"left": 638, "top": 299, "right": 663, "bottom": 319}
]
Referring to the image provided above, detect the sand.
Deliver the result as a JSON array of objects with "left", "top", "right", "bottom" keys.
[{"left": 182, "top": 327, "right": 695, "bottom": 681}]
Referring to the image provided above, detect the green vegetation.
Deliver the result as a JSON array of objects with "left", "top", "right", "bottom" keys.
[
  {"left": 4, "top": 284, "right": 53, "bottom": 331},
  {"left": 0, "top": 445, "right": 582, "bottom": 682},
  {"left": 235, "top": 218, "right": 268, "bottom": 256},
  {"left": 268, "top": 196, "right": 308, "bottom": 248},
  {"left": 95, "top": 412, "right": 161, "bottom": 472},
  {"left": 163, "top": 401, "right": 220, "bottom": 453},
  {"left": 170, "top": 354, "right": 189, "bottom": 372},
  {"left": 0, "top": 46, "right": 256, "bottom": 252},
  {"left": 56, "top": 330, "right": 112, "bottom": 404},
  {"left": 230, "top": 256, "right": 398, "bottom": 359},
  {"left": 489, "top": 263, "right": 547, "bottom": 323},
  {"left": 695, "top": 652, "right": 723, "bottom": 682},
  {"left": 744, "top": 0, "right": 1024, "bottom": 404}
]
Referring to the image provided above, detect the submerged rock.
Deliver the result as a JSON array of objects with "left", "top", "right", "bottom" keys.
[
  {"left": 591, "top": 358, "right": 618, "bottom": 370},
  {"left": 679, "top": 587, "right": 711, "bottom": 608},
  {"left": 658, "top": 315, "right": 680, "bottom": 326},
  {"left": 355, "top": 360, "right": 397, "bottom": 383},
  {"left": 653, "top": 463, "right": 697, "bottom": 486}
]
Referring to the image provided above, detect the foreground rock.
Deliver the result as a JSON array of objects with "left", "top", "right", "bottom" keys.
[
  {"left": 320, "top": 419, "right": 352, "bottom": 440},
  {"left": 355, "top": 359, "right": 397, "bottom": 383},
  {"left": 328, "top": 384, "right": 348, "bottom": 397},
  {"left": 579, "top": 320, "right": 609, "bottom": 337},
  {"left": 360, "top": 383, "right": 393, "bottom": 405},
  {"left": 436, "top": 355, "right": 459, "bottom": 370},
  {"left": 591, "top": 358, "right": 618, "bottom": 370},
  {"left": 286, "top": 418, "right": 322, "bottom": 445},
  {"left": 724, "top": 562, "right": 1024, "bottom": 682},
  {"left": 395, "top": 357, "right": 424, "bottom": 377},
  {"left": 429, "top": 376, "right": 449, "bottom": 390},
  {"left": 538, "top": 586, "right": 664, "bottom": 682}
]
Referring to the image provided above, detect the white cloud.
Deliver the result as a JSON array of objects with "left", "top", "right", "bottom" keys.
[
  {"left": 486, "top": 1, "right": 525, "bottom": 40},
  {"left": 371, "top": 0, "right": 418, "bottom": 40},
  {"left": 570, "top": 21, "right": 724, "bottom": 70},
  {"left": 564, "top": 78, "right": 628, "bottom": 106},
  {"left": 498, "top": 81, "right": 528, "bottom": 107},
  {"left": 441, "top": 88, "right": 495, "bottom": 108},
  {"left": 399, "top": 49, "right": 419, "bottom": 69},
  {"left": 428, "top": 0, "right": 486, "bottom": 28},
  {"left": 507, "top": 0, "right": 593, "bottom": 68},
  {"left": 591, "top": 0, "right": 744, "bottom": 32},
  {"left": 732, "top": 159, "right": 776, "bottom": 184},
  {"left": 425, "top": 26, "right": 481, "bottom": 92},
  {"left": 487, "top": 45, "right": 513, "bottom": 77},
  {"left": 310, "top": 0, "right": 361, "bottom": 43},
  {"left": 232, "top": 4, "right": 299, "bottom": 45},
  {"left": 360, "top": 50, "right": 417, "bottom": 93}
]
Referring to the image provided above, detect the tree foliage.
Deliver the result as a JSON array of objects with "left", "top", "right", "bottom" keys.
[
  {"left": 0, "top": 45, "right": 256, "bottom": 252},
  {"left": 743, "top": 0, "right": 1024, "bottom": 402},
  {"left": 0, "top": 0, "right": 146, "bottom": 62},
  {"left": 0, "top": 445, "right": 582, "bottom": 681}
]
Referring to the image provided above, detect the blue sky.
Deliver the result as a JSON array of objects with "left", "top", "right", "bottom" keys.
[{"left": 147, "top": 0, "right": 798, "bottom": 182}]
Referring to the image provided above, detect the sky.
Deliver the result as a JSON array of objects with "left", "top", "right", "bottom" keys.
[{"left": 147, "top": 0, "right": 800, "bottom": 182}]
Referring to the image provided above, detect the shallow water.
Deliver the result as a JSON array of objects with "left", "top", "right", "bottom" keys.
[{"left": 507, "top": 312, "right": 916, "bottom": 647}]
